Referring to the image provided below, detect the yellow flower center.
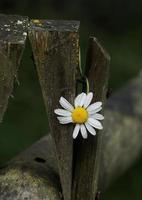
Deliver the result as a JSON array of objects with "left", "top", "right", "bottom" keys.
[{"left": 72, "top": 107, "right": 88, "bottom": 124}]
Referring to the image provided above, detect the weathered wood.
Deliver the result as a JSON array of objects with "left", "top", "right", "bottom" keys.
[
  {"left": 72, "top": 37, "right": 110, "bottom": 200},
  {"left": 28, "top": 20, "right": 80, "bottom": 200},
  {"left": 0, "top": 14, "right": 28, "bottom": 122},
  {"left": 0, "top": 73, "right": 142, "bottom": 200},
  {"left": 0, "top": 135, "right": 61, "bottom": 200},
  {"left": 101, "top": 71, "right": 142, "bottom": 190}
]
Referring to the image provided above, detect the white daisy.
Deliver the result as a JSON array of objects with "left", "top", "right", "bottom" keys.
[{"left": 54, "top": 92, "right": 104, "bottom": 139}]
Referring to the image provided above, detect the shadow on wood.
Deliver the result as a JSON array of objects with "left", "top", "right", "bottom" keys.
[
  {"left": 0, "top": 73, "right": 142, "bottom": 199},
  {"left": 0, "top": 14, "right": 142, "bottom": 200},
  {"left": 28, "top": 19, "right": 80, "bottom": 200}
]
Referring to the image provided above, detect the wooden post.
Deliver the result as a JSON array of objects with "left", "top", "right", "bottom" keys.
[
  {"left": 28, "top": 20, "right": 80, "bottom": 200},
  {"left": 73, "top": 37, "right": 110, "bottom": 200},
  {"left": 0, "top": 14, "right": 28, "bottom": 122},
  {"left": 0, "top": 73, "right": 142, "bottom": 199}
]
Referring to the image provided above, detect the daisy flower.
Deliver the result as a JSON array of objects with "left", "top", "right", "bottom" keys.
[{"left": 54, "top": 92, "right": 104, "bottom": 139}]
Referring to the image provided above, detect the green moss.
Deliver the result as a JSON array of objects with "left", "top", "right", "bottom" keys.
[{"left": 0, "top": 167, "right": 61, "bottom": 200}]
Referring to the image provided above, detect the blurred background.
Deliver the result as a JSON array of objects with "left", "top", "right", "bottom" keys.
[{"left": 0, "top": 0, "right": 142, "bottom": 199}]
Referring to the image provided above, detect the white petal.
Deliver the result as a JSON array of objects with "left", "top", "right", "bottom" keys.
[
  {"left": 80, "top": 124, "right": 88, "bottom": 139},
  {"left": 87, "top": 102, "right": 102, "bottom": 112},
  {"left": 91, "top": 113, "right": 104, "bottom": 120},
  {"left": 88, "top": 106, "right": 102, "bottom": 115},
  {"left": 94, "top": 106, "right": 102, "bottom": 113},
  {"left": 74, "top": 93, "right": 86, "bottom": 107},
  {"left": 88, "top": 118, "right": 103, "bottom": 130},
  {"left": 73, "top": 124, "right": 80, "bottom": 139},
  {"left": 83, "top": 92, "right": 93, "bottom": 108},
  {"left": 85, "top": 122, "right": 96, "bottom": 136},
  {"left": 79, "top": 93, "right": 87, "bottom": 107},
  {"left": 54, "top": 109, "right": 71, "bottom": 117},
  {"left": 59, "top": 97, "right": 74, "bottom": 112},
  {"left": 74, "top": 93, "right": 84, "bottom": 107},
  {"left": 57, "top": 116, "right": 72, "bottom": 124}
]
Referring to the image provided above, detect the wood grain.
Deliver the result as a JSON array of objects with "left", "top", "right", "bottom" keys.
[
  {"left": 29, "top": 20, "right": 80, "bottom": 200},
  {"left": 72, "top": 37, "right": 110, "bottom": 200},
  {"left": 0, "top": 14, "right": 28, "bottom": 122},
  {"left": 0, "top": 73, "right": 142, "bottom": 199}
]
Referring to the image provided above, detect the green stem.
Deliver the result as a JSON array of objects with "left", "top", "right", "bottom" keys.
[{"left": 86, "top": 77, "right": 90, "bottom": 93}]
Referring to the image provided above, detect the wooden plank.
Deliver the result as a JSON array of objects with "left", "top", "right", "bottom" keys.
[
  {"left": 28, "top": 20, "right": 80, "bottom": 200},
  {"left": 73, "top": 37, "right": 110, "bottom": 200},
  {"left": 1, "top": 73, "right": 142, "bottom": 199},
  {"left": 0, "top": 14, "right": 28, "bottom": 122}
]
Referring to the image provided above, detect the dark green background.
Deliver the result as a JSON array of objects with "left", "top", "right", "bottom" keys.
[{"left": 0, "top": 1, "right": 142, "bottom": 199}]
